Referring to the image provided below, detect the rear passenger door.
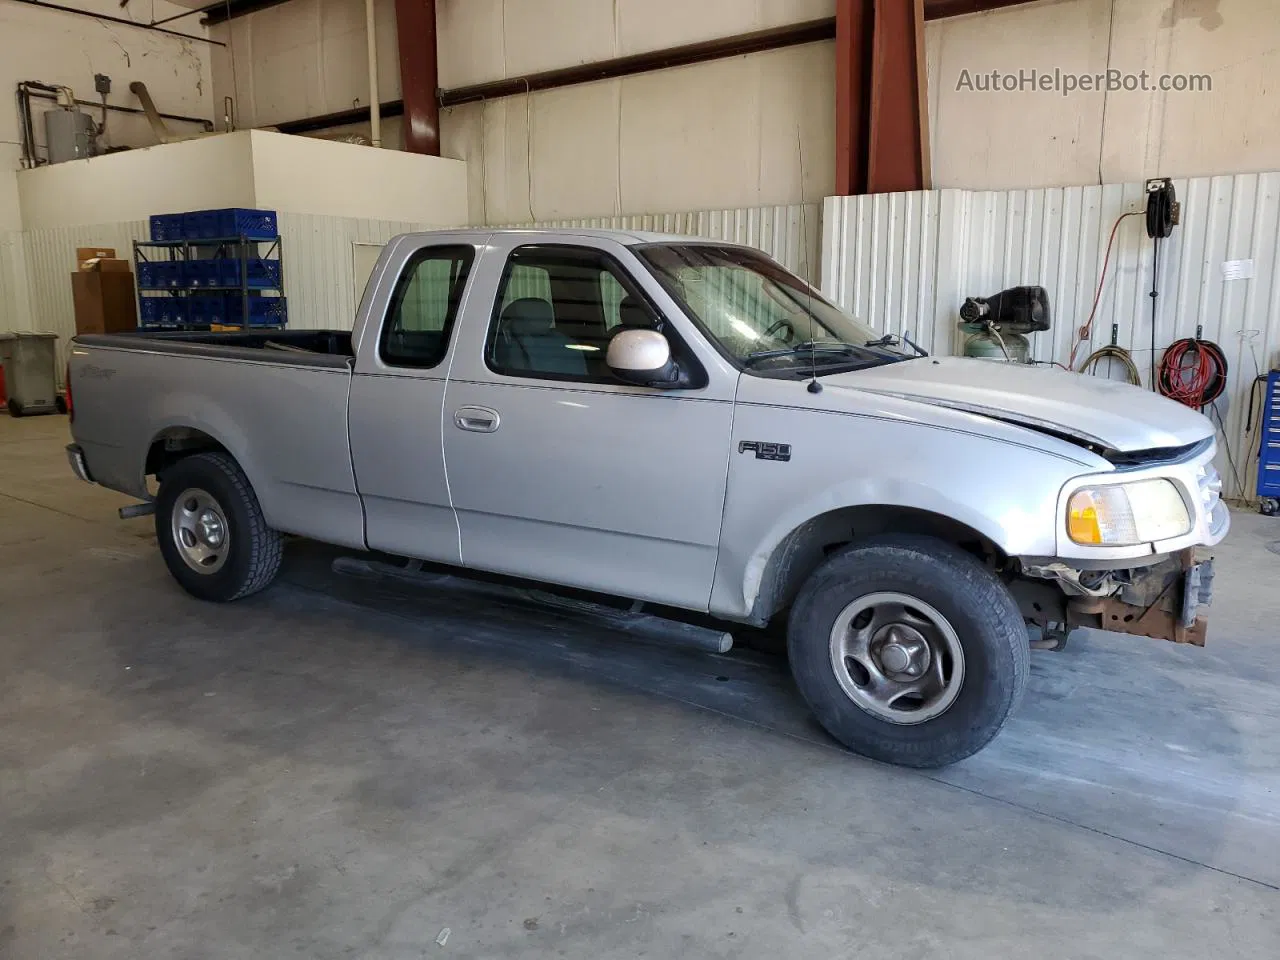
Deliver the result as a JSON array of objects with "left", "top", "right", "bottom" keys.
[
  {"left": 442, "top": 239, "right": 736, "bottom": 610},
  {"left": 348, "top": 241, "right": 476, "bottom": 563}
]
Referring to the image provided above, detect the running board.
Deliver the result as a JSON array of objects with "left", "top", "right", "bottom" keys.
[{"left": 331, "top": 555, "right": 734, "bottom": 655}]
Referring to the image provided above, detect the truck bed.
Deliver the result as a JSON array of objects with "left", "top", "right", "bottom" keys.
[
  {"left": 75, "top": 330, "right": 354, "bottom": 368},
  {"left": 70, "top": 328, "right": 365, "bottom": 548}
]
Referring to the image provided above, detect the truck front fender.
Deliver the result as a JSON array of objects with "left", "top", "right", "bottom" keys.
[{"left": 710, "top": 474, "right": 1066, "bottom": 624}]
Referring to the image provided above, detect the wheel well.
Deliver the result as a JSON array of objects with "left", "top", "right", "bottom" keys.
[
  {"left": 145, "top": 428, "right": 230, "bottom": 480},
  {"left": 751, "top": 505, "right": 1007, "bottom": 626}
]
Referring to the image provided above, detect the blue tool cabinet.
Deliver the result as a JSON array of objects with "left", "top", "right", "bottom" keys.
[{"left": 1258, "top": 371, "right": 1280, "bottom": 513}]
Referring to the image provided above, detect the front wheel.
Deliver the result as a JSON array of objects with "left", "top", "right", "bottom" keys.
[
  {"left": 787, "top": 535, "right": 1029, "bottom": 768},
  {"left": 155, "top": 451, "right": 283, "bottom": 602}
]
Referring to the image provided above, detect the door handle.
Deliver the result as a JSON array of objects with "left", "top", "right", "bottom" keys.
[{"left": 454, "top": 405, "right": 501, "bottom": 433}]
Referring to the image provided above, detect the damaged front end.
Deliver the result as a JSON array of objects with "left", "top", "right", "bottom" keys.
[{"left": 1016, "top": 549, "right": 1215, "bottom": 647}]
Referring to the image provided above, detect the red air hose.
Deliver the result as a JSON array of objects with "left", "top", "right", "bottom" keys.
[{"left": 1156, "top": 338, "right": 1227, "bottom": 409}]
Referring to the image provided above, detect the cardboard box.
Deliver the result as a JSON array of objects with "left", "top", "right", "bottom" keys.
[
  {"left": 76, "top": 247, "right": 116, "bottom": 269},
  {"left": 85, "top": 258, "right": 131, "bottom": 273},
  {"left": 71, "top": 271, "right": 138, "bottom": 336}
]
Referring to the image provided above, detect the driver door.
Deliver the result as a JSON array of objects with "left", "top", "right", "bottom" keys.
[{"left": 442, "top": 238, "right": 736, "bottom": 610}]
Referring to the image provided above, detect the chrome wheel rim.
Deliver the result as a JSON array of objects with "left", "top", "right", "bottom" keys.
[
  {"left": 170, "top": 488, "right": 230, "bottom": 574},
  {"left": 828, "top": 591, "right": 965, "bottom": 724}
]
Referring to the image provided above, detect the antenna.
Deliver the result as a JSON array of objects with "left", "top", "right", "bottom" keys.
[{"left": 796, "top": 127, "right": 822, "bottom": 394}]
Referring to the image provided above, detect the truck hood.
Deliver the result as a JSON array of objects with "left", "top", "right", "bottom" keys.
[{"left": 825, "top": 356, "right": 1214, "bottom": 453}]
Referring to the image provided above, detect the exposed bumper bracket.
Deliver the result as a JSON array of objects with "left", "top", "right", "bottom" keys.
[{"left": 1065, "top": 549, "right": 1212, "bottom": 646}]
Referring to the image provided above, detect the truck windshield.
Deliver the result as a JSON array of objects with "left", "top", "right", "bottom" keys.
[{"left": 635, "top": 243, "right": 910, "bottom": 375}]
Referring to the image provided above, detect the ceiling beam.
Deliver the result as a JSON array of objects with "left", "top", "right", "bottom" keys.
[
  {"left": 206, "top": 0, "right": 1041, "bottom": 26},
  {"left": 438, "top": 19, "right": 838, "bottom": 108},
  {"left": 266, "top": 0, "right": 1040, "bottom": 140},
  {"left": 924, "top": 0, "right": 1042, "bottom": 17}
]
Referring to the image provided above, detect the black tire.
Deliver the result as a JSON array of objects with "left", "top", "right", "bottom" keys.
[
  {"left": 787, "top": 534, "right": 1029, "bottom": 768},
  {"left": 55, "top": 395, "right": 68, "bottom": 415},
  {"left": 155, "top": 451, "right": 283, "bottom": 602},
  {"left": 7, "top": 398, "right": 23, "bottom": 417}
]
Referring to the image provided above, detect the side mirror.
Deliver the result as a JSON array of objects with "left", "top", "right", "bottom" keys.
[{"left": 607, "top": 328, "right": 681, "bottom": 387}]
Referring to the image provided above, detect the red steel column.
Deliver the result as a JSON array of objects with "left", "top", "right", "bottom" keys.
[
  {"left": 866, "top": 0, "right": 929, "bottom": 193},
  {"left": 394, "top": 0, "right": 440, "bottom": 155},
  {"left": 835, "top": 0, "right": 930, "bottom": 195},
  {"left": 834, "top": 0, "right": 872, "bottom": 196}
]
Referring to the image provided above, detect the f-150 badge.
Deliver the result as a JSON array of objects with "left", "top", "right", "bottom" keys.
[{"left": 738, "top": 441, "right": 791, "bottom": 462}]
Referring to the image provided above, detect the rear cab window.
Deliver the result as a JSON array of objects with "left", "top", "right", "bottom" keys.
[{"left": 380, "top": 245, "right": 476, "bottom": 368}]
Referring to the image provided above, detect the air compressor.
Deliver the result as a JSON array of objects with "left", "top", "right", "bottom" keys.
[{"left": 958, "top": 286, "right": 1051, "bottom": 363}]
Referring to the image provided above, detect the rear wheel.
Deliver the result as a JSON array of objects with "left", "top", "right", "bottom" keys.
[
  {"left": 787, "top": 535, "right": 1029, "bottom": 768},
  {"left": 155, "top": 451, "right": 282, "bottom": 602},
  {"left": 7, "top": 398, "right": 23, "bottom": 417}
]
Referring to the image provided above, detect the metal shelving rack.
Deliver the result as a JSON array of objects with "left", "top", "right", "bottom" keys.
[{"left": 134, "top": 235, "right": 286, "bottom": 331}]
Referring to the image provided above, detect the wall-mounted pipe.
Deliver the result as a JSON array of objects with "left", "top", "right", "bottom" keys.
[
  {"left": 17, "top": 80, "right": 214, "bottom": 167},
  {"left": 365, "top": 0, "right": 381, "bottom": 147},
  {"left": 130, "top": 81, "right": 176, "bottom": 144},
  {"left": 25, "top": 87, "right": 213, "bottom": 129}
]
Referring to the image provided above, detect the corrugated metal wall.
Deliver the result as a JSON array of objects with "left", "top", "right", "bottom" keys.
[
  {"left": 822, "top": 175, "right": 1280, "bottom": 501},
  {"left": 10, "top": 216, "right": 436, "bottom": 366},
  {"left": 5, "top": 204, "right": 817, "bottom": 363},
  {"left": 0, "top": 232, "right": 31, "bottom": 335},
  {"left": 274, "top": 214, "right": 436, "bottom": 330},
  {"left": 504, "top": 203, "right": 823, "bottom": 282},
  {"left": 21, "top": 221, "right": 151, "bottom": 377}
]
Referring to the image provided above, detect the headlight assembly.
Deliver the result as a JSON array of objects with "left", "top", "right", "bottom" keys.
[{"left": 1066, "top": 479, "right": 1191, "bottom": 546}]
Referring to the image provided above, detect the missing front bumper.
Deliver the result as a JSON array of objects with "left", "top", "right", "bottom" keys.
[{"left": 1065, "top": 549, "right": 1213, "bottom": 646}]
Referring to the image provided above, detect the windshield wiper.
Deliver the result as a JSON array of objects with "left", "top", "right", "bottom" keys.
[
  {"left": 743, "top": 341, "right": 862, "bottom": 365},
  {"left": 864, "top": 333, "right": 929, "bottom": 357}
]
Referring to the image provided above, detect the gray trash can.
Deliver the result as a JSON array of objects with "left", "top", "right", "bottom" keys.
[{"left": 0, "top": 332, "right": 63, "bottom": 417}]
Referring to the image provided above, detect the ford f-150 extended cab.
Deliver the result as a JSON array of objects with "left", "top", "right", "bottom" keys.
[{"left": 66, "top": 228, "right": 1230, "bottom": 767}]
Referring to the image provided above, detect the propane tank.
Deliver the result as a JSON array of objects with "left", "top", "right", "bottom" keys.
[{"left": 961, "top": 326, "right": 1031, "bottom": 363}]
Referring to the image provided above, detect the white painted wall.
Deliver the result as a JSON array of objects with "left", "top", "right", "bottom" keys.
[
  {"left": 207, "top": 0, "right": 1280, "bottom": 211},
  {"left": 248, "top": 130, "right": 468, "bottom": 224},
  {"left": 208, "top": 0, "right": 401, "bottom": 130},
  {"left": 17, "top": 133, "right": 256, "bottom": 230},
  {"left": 0, "top": 0, "right": 215, "bottom": 231},
  {"left": 927, "top": 0, "right": 1280, "bottom": 189},
  {"left": 211, "top": 0, "right": 836, "bottom": 221},
  {"left": 16, "top": 130, "right": 466, "bottom": 230},
  {"left": 440, "top": 42, "right": 835, "bottom": 225}
]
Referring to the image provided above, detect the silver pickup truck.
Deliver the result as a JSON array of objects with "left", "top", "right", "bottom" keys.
[{"left": 67, "top": 228, "right": 1229, "bottom": 767}]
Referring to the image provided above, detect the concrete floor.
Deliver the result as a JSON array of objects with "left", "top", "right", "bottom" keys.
[{"left": 2, "top": 413, "right": 1278, "bottom": 959}]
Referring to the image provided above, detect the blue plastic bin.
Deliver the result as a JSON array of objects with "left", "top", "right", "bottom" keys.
[
  {"left": 217, "top": 208, "right": 278, "bottom": 240},
  {"left": 241, "top": 258, "right": 282, "bottom": 289},
  {"left": 149, "top": 213, "right": 185, "bottom": 242},
  {"left": 139, "top": 297, "right": 189, "bottom": 326},
  {"left": 181, "top": 210, "right": 220, "bottom": 240},
  {"left": 223, "top": 295, "right": 287, "bottom": 327},
  {"left": 182, "top": 208, "right": 278, "bottom": 240},
  {"left": 137, "top": 261, "right": 184, "bottom": 290},
  {"left": 185, "top": 260, "right": 235, "bottom": 288},
  {"left": 183, "top": 297, "right": 210, "bottom": 325}
]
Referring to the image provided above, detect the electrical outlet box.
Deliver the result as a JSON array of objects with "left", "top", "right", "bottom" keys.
[{"left": 94, "top": 74, "right": 111, "bottom": 95}]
